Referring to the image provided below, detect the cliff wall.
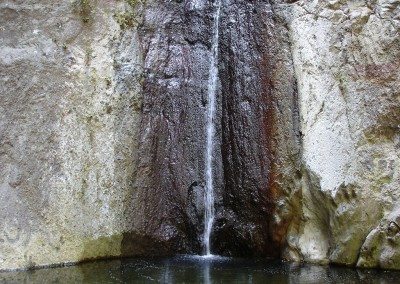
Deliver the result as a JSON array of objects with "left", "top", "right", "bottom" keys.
[{"left": 0, "top": 0, "right": 399, "bottom": 271}]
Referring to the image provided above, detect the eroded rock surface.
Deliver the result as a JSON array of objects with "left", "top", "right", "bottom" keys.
[
  {"left": 0, "top": 0, "right": 142, "bottom": 270},
  {"left": 0, "top": 0, "right": 399, "bottom": 272},
  {"left": 280, "top": 0, "right": 400, "bottom": 269},
  {"left": 127, "top": 0, "right": 300, "bottom": 258},
  {"left": 212, "top": 0, "right": 300, "bottom": 257},
  {"left": 125, "top": 0, "right": 214, "bottom": 255}
]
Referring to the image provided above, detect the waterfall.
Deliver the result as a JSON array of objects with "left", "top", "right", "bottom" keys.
[{"left": 203, "top": 0, "right": 222, "bottom": 256}]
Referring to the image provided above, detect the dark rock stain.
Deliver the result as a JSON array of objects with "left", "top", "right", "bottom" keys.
[{"left": 123, "top": 0, "right": 300, "bottom": 258}]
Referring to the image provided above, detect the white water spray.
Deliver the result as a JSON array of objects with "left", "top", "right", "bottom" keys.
[{"left": 204, "top": 0, "right": 222, "bottom": 256}]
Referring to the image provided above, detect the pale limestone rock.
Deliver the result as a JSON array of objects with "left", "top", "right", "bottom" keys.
[
  {"left": 0, "top": 0, "right": 141, "bottom": 270},
  {"left": 281, "top": 0, "right": 400, "bottom": 269},
  {"left": 358, "top": 206, "right": 400, "bottom": 269}
]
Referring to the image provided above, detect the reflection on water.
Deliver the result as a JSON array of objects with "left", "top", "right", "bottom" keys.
[{"left": 1, "top": 255, "right": 400, "bottom": 283}]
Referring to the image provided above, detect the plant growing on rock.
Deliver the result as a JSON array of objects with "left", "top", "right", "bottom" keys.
[
  {"left": 114, "top": 0, "right": 145, "bottom": 29},
  {"left": 74, "top": 0, "right": 93, "bottom": 23}
]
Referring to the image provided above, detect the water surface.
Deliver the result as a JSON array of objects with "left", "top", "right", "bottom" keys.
[{"left": 1, "top": 255, "right": 400, "bottom": 283}]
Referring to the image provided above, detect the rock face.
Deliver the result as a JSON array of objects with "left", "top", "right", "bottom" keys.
[
  {"left": 280, "top": 0, "right": 400, "bottom": 270},
  {"left": 0, "top": 0, "right": 399, "bottom": 272},
  {"left": 123, "top": 0, "right": 216, "bottom": 256},
  {"left": 212, "top": 0, "right": 300, "bottom": 257},
  {"left": 0, "top": 0, "right": 142, "bottom": 270},
  {"left": 126, "top": 0, "right": 300, "bottom": 258}
]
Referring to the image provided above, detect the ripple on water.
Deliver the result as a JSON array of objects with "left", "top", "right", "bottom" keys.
[{"left": 2, "top": 257, "right": 400, "bottom": 283}]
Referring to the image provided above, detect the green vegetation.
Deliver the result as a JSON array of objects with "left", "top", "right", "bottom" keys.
[
  {"left": 81, "top": 234, "right": 123, "bottom": 260},
  {"left": 74, "top": 0, "right": 92, "bottom": 23},
  {"left": 125, "top": 0, "right": 141, "bottom": 7},
  {"left": 114, "top": 0, "right": 146, "bottom": 29},
  {"left": 114, "top": 11, "right": 137, "bottom": 29}
]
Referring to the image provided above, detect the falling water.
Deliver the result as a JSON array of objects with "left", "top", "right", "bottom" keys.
[{"left": 204, "top": 0, "right": 222, "bottom": 256}]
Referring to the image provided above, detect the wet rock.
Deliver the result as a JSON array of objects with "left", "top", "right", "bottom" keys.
[
  {"left": 128, "top": 0, "right": 215, "bottom": 255},
  {"left": 212, "top": 0, "right": 300, "bottom": 257},
  {"left": 1, "top": 0, "right": 399, "bottom": 272},
  {"left": 131, "top": 0, "right": 300, "bottom": 257}
]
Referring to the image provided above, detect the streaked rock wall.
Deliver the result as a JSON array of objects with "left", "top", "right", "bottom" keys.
[
  {"left": 0, "top": 0, "right": 399, "bottom": 271},
  {"left": 0, "top": 0, "right": 142, "bottom": 270},
  {"left": 125, "top": 0, "right": 300, "bottom": 258}
]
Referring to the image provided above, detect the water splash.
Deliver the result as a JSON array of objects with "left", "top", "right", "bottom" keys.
[{"left": 204, "top": 0, "right": 222, "bottom": 256}]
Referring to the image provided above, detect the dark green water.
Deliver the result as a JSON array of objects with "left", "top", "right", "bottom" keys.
[{"left": 1, "top": 255, "right": 400, "bottom": 283}]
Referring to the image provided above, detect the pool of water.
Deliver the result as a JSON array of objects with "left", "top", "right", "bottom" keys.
[{"left": 1, "top": 255, "right": 400, "bottom": 283}]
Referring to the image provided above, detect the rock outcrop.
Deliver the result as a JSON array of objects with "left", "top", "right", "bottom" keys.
[
  {"left": 0, "top": 0, "right": 399, "bottom": 271},
  {"left": 280, "top": 0, "right": 400, "bottom": 270},
  {"left": 123, "top": 0, "right": 217, "bottom": 256},
  {"left": 212, "top": 0, "right": 300, "bottom": 257},
  {"left": 125, "top": 0, "right": 300, "bottom": 258},
  {"left": 0, "top": 0, "right": 142, "bottom": 270}
]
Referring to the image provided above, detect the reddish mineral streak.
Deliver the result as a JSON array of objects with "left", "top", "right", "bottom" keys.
[{"left": 125, "top": 0, "right": 299, "bottom": 258}]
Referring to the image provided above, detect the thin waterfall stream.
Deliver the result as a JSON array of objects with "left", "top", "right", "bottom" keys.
[{"left": 204, "top": 0, "right": 222, "bottom": 256}]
